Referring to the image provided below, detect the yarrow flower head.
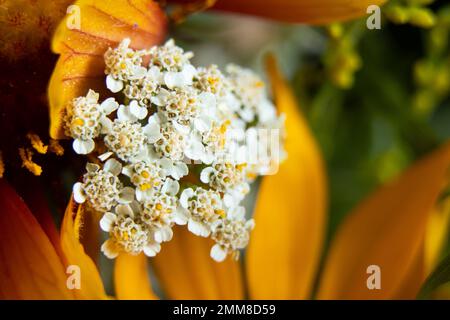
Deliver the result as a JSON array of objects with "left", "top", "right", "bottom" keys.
[{"left": 66, "top": 38, "right": 286, "bottom": 262}]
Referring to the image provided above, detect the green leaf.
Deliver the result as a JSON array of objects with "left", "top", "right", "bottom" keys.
[{"left": 418, "top": 253, "right": 450, "bottom": 299}]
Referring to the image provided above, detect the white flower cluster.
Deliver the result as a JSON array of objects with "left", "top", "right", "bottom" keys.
[{"left": 66, "top": 39, "right": 285, "bottom": 262}]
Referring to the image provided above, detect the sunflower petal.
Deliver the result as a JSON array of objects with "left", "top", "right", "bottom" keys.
[
  {"left": 48, "top": 0, "right": 167, "bottom": 139},
  {"left": 152, "top": 227, "right": 244, "bottom": 299},
  {"left": 60, "top": 198, "right": 107, "bottom": 299},
  {"left": 169, "top": 0, "right": 387, "bottom": 24},
  {"left": 245, "top": 55, "right": 327, "bottom": 299},
  {"left": 317, "top": 143, "right": 450, "bottom": 299},
  {"left": 0, "top": 179, "right": 73, "bottom": 299},
  {"left": 114, "top": 253, "right": 158, "bottom": 300}
]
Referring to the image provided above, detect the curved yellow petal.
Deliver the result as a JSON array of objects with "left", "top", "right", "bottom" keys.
[
  {"left": 152, "top": 227, "right": 244, "bottom": 299},
  {"left": 170, "top": 0, "right": 387, "bottom": 24},
  {"left": 317, "top": 142, "right": 450, "bottom": 299},
  {"left": 425, "top": 197, "right": 450, "bottom": 274},
  {"left": 114, "top": 253, "right": 158, "bottom": 300},
  {"left": 0, "top": 179, "right": 73, "bottom": 299},
  {"left": 48, "top": 0, "right": 167, "bottom": 139},
  {"left": 60, "top": 198, "right": 107, "bottom": 299},
  {"left": 245, "top": 55, "right": 327, "bottom": 299}
]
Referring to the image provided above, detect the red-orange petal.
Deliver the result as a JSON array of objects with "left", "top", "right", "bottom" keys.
[
  {"left": 169, "top": 0, "right": 387, "bottom": 24},
  {"left": 245, "top": 55, "right": 327, "bottom": 299},
  {"left": 152, "top": 227, "right": 244, "bottom": 299},
  {"left": 60, "top": 198, "right": 107, "bottom": 299},
  {"left": 114, "top": 253, "right": 158, "bottom": 300},
  {"left": 48, "top": 0, "right": 167, "bottom": 139},
  {"left": 317, "top": 142, "right": 450, "bottom": 299},
  {"left": 0, "top": 179, "right": 74, "bottom": 299}
]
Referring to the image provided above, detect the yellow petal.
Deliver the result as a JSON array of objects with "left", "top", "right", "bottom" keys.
[
  {"left": 60, "top": 198, "right": 107, "bottom": 299},
  {"left": 245, "top": 55, "right": 327, "bottom": 299},
  {"left": 425, "top": 197, "right": 450, "bottom": 274},
  {"left": 48, "top": 0, "right": 167, "bottom": 139},
  {"left": 0, "top": 179, "right": 74, "bottom": 299},
  {"left": 171, "top": 0, "right": 387, "bottom": 24},
  {"left": 114, "top": 253, "right": 158, "bottom": 300},
  {"left": 152, "top": 227, "right": 244, "bottom": 299},
  {"left": 317, "top": 142, "right": 450, "bottom": 299}
]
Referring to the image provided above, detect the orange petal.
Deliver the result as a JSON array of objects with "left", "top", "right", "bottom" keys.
[
  {"left": 60, "top": 198, "right": 107, "bottom": 299},
  {"left": 0, "top": 179, "right": 74, "bottom": 299},
  {"left": 317, "top": 142, "right": 450, "bottom": 299},
  {"left": 245, "top": 55, "right": 327, "bottom": 299},
  {"left": 169, "top": 0, "right": 387, "bottom": 24},
  {"left": 152, "top": 227, "right": 244, "bottom": 299},
  {"left": 114, "top": 253, "right": 158, "bottom": 300},
  {"left": 48, "top": 0, "right": 167, "bottom": 139}
]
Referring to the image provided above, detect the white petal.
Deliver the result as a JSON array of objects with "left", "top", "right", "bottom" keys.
[
  {"left": 121, "top": 165, "right": 133, "bottom": 177},
  {"left": 119, "top": 187, "right": 135, "bottom": 204},
  {"left": 210, "top": 244, "right": 227, "bottom": 262},
  {"left": 154, "top": 227, "right": 173, "bottom": 243},
  {"left": 164, "top": 71, "right": 185, "bottom": 88},
  {"left": 104, "top": 158, "right": 122, "bottom": 176},
  {"left": 73, "top": 182, "right": 86, "bottom": 204},
  {"left": 129, "top": 100, "right": 148, "bottom": 120},
  {"left": 180, "top": 188, "right": 194, "bottom": 208},
  {"left": 100, "top": 116, "right": 113, "bottom": 134},
  {"left": 143, "top": 242, "right": 161, "bottom": 257},
  {"left": 143, "top": 121, "right": 161, "bottom": 143},
  {"left": 101, "top": 239, "right": 119, "bottom": 259},
  {"left": 181, "top": 64, "right": 197, "bottom": 85},
  {"left": 200, "top": 167, "right": 214, "bottom": 183},
  {"left": 198, "top": 91, "right": 216, "bottom": 110},
  {"left": 106, "top": 75, "right": 123, "bottom": 93},
  {"left": 100, "top": 212, "right": 116, "bottom": 232},
  {"left": 98, "top": 151, "right": 113, "bottom": 162},
  {"left": 117, "top": 105, "right": 137, "bottom": 122},
  {"left": 246, "top": 219, "right": 255, "bottom": 230},
  {"left": 129, "top": 66, "right": 147, "bottom": 80},
  {"left": 100, "top": 97, "right": 119, "bottom": 114},
  {"left": 161, "top": 178, "right": 179, "bottom": 196},
  {"left": 223, "top": 193, "right": 237, "bottom": 208},
  {"left": 115, "top": 204, "right": 134, "bottom": 217},
  {"left": 172, "top": 162, "right": 188, "bottom": 179},
  {"left": 151, "top": 88, "right": 170, "bottom": 106},
  {"left": 229, "top": 206, "right": 245, "bottom": 220},
  {"left": 136, "top": 188, "right": 152, "bottom": 202},
  {"left": 73, "top": 138, "right": 94, "bottom": 155},
  {"left": 173, "top": 206, "right": 189, "bottom": 225},
  {"left": 185, "top": 138, "right": 205, "bottom": 161},
  {"left": 188, "top": 219, "right": 210, "bottom": 237}
]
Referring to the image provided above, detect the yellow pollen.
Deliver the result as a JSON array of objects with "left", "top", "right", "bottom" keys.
[
  {"left": 18, "top": 148, "right": 42, "bottom": 176},
  {"left": 140, "top": 183, "right": 152, "bottom": 191},
  {"left": 215, "top": 209, "right": 226, "bottom": 218},
  {"left": 236, "top": 163, "right": 247, "bottom": 171},
  {"left": 255, "top": 81, "right": 264, "bottom": 88},
  {"left": 49, "top": 139, "right": 64, "bottom": 156},
  {"left": 119, "top": 134, "right": 130, "bottom": 147},
  {"left": 220, "top": 120, "right": 230, "bottom": 134},
  {"left": 247, "top": 172, "right": 257, "bottom": 180},
  {"left": 120, "top": 62, "right": 127, "bottom": 69},
  {"left": 72, "top": 118, "right": 85, "bottom": 126},
  {"left": 27, "top": 133, "right": 48, "bottom": 154},
  {"left": 155, "top": 203, "right": 163, "bottom": 211},
  {"left": 141, "top": 170, "right": 150, "bottom": 178}
]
